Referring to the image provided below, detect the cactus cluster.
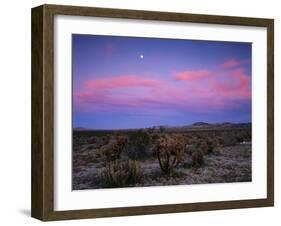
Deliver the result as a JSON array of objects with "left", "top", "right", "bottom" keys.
[
  {"left": 155, "top": 135, "right": 185, "bottom": 177},
  {"left": 100, "top": 135, "right": 128, "bottom": 161}
]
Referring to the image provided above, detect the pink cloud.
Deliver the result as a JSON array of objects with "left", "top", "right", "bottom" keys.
[
  {"left": 76, "top": 77, "right": 186, "bottom": 111},
  {"left": 221, "top": 59, "right": 240, "bottom": 68},
  {"left": 174, "top": 70, "right": 212, "bottom": 81},
  {"left": 74, "top": 64, "right": 251, "bottom": 114},
  {"left": 85, "top": 75, "right": 161, "bottom": 90},
  {"left": 220, "top": 58, "right": 249, "bottom": 69},
  {"left": 210, "top": 68, "right": 251, "bottom": 99}
]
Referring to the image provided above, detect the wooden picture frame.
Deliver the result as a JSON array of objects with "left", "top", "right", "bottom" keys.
[{"left": 31, "top": 4, "right": 274, "bottom": 221}]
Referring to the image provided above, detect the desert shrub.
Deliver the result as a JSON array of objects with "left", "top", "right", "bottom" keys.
[
  {"left": 205, "top": 138, "right": 216, "bottom": 154},
  {"left": 188, "top": 136, "right": 199, "bottom": 146},
  {"left": 240, "top": 147, "right": 252, "bottom": 158},
  {"left": 155, "top": 135, "right": 185, "bottom": 177},
  {"left": 198, "top": 140, "right": 208, "bottom": 153},
  {"left": 236, "top": 135, "right": 244, "bottom": 143},
  {"left": 76, "top": 153, "right": 97, "bottom": 166},
  {"left": 238, "top": 129, "right": 251, "bottom": 142},
  {"left": 89, "top": 135, "right": 110, "bottom": 148},
  {"left": 100, "top": 135, "right": 128, "bottom": 161},
  {"left": 213, "top": 147, "right": 223, "bottom": 156},
  {"left": 149, "top": 170, "right": 166, "bottom": 182},
  {"left": 192, "top": 137, "right": 214, "bottom": 154},
  {"left": 100, "top": 158, "right": 143, "bottom": 188},
  {"left": 244, "top": 130, "right": 252, "bottom": 141},
  {"left": 86, "top": 144, "right": 96, "bottom": 150},
  {"left": 127, "top": 130, "right": 151, "bottom": 159},
  {"left": 185, "top": 144, "right": 196, "bottom": 155},
  {"left": 223, "top": 130, "right": 252, "bottom": 146},
  {"left": 222, "top": 132, "right": 237, "bottom": 146},
  {"left": 215, "top": 136, "right": 224, "bottom": 146},
  {"left": 191, "top": 149, "right": 204, "bottom": 167},
  {"left": 185, "top": 144, "right": 204, "bottom": 167},
  {"left": 159, "top": 126, "right": 166, "bottom": 133},
  {"left": 147, "top": 127, "right": 156, "bottom": 133},
  {"left": 151, "top": 133, "right": 161, "bottom": 141}
]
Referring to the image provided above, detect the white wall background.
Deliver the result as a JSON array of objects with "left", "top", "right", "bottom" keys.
[{"left": 0, "top": 0, "right": 279, "bottom": 225}]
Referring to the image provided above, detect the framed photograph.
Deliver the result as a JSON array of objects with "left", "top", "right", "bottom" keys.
[{"left": 31, "top": 4, "right": 274, "bottom": 221}]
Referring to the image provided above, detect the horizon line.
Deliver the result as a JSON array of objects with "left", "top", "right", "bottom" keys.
[{"left": 73, "top": 121, "right": 252, "bottom": 131}]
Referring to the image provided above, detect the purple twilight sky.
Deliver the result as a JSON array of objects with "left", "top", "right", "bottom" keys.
[{"left": 72, "top": 34, "right": 252, "bottom": 130}]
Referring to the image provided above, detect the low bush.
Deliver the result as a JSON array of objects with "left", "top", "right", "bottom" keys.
[
  {"left": 100, "top": 158, "right": 143, "bottom": 188},
  {"left": 185, "top": 144, "right": 197, "bottom": 155},
  {"left": 222, "top": 132, "right": 237, "bottom": 146},
  {"left": 191, "top": 149, "right": 204, "bottom": 167},
  {"left": 186, "top": 144, "right": 204, "bottom": 167},
  {"left": 127, "top": 130, "right": 151, "bottom": 160},
  {"left": 205, "top": 138, "right": 216, "bottom": 154}
]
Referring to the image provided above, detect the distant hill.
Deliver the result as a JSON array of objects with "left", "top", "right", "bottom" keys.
[
  {"left": 190, "top": 122, "right": 249, "bottom": 127},
  {"left": 231, "top": 122, "right": 252, "bottom": 128},
  {"left": 161, "top": 122, "right": 251, "bottom": 132},
  {"left": 192, "top": 122, "right": 210, "bottom": 126}
]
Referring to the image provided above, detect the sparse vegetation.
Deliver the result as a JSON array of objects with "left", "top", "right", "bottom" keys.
[
  {"left": 100, "top": 158, "right": 143, "bottom": 188},
  {"left": 222, "top": 132, "right": 237, "bottom": 146},
  {"left": 127, "top": 130, "right": 151, "bottom": 160},
  {"left": 191, "top": 149, "right": 204, "bottom": 167},
  {"left": 72, "top": 126, "right": 252, "bottom": 190}
]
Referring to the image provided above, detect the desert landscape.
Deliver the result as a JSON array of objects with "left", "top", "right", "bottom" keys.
[
  {"left": 72, "top": 35, "right": 252, "bottom": 190},
  {"left": 72, "top": 122, "right": 252, "bottom": 190}
]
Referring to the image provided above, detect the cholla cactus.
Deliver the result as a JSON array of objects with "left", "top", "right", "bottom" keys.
[
  {"left": 155, "top": 135, "right": 185, "bottom": 177},
  {"left": 100, "top": 158, "right": 143, "bottom": 188},
  {"left": 101, "top": 135, "right": 128, "bottom": 161}
]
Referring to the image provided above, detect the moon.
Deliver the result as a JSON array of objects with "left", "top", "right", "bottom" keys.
[{"left": 140, "top": 55, "right": 144, "bottom": 59}]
